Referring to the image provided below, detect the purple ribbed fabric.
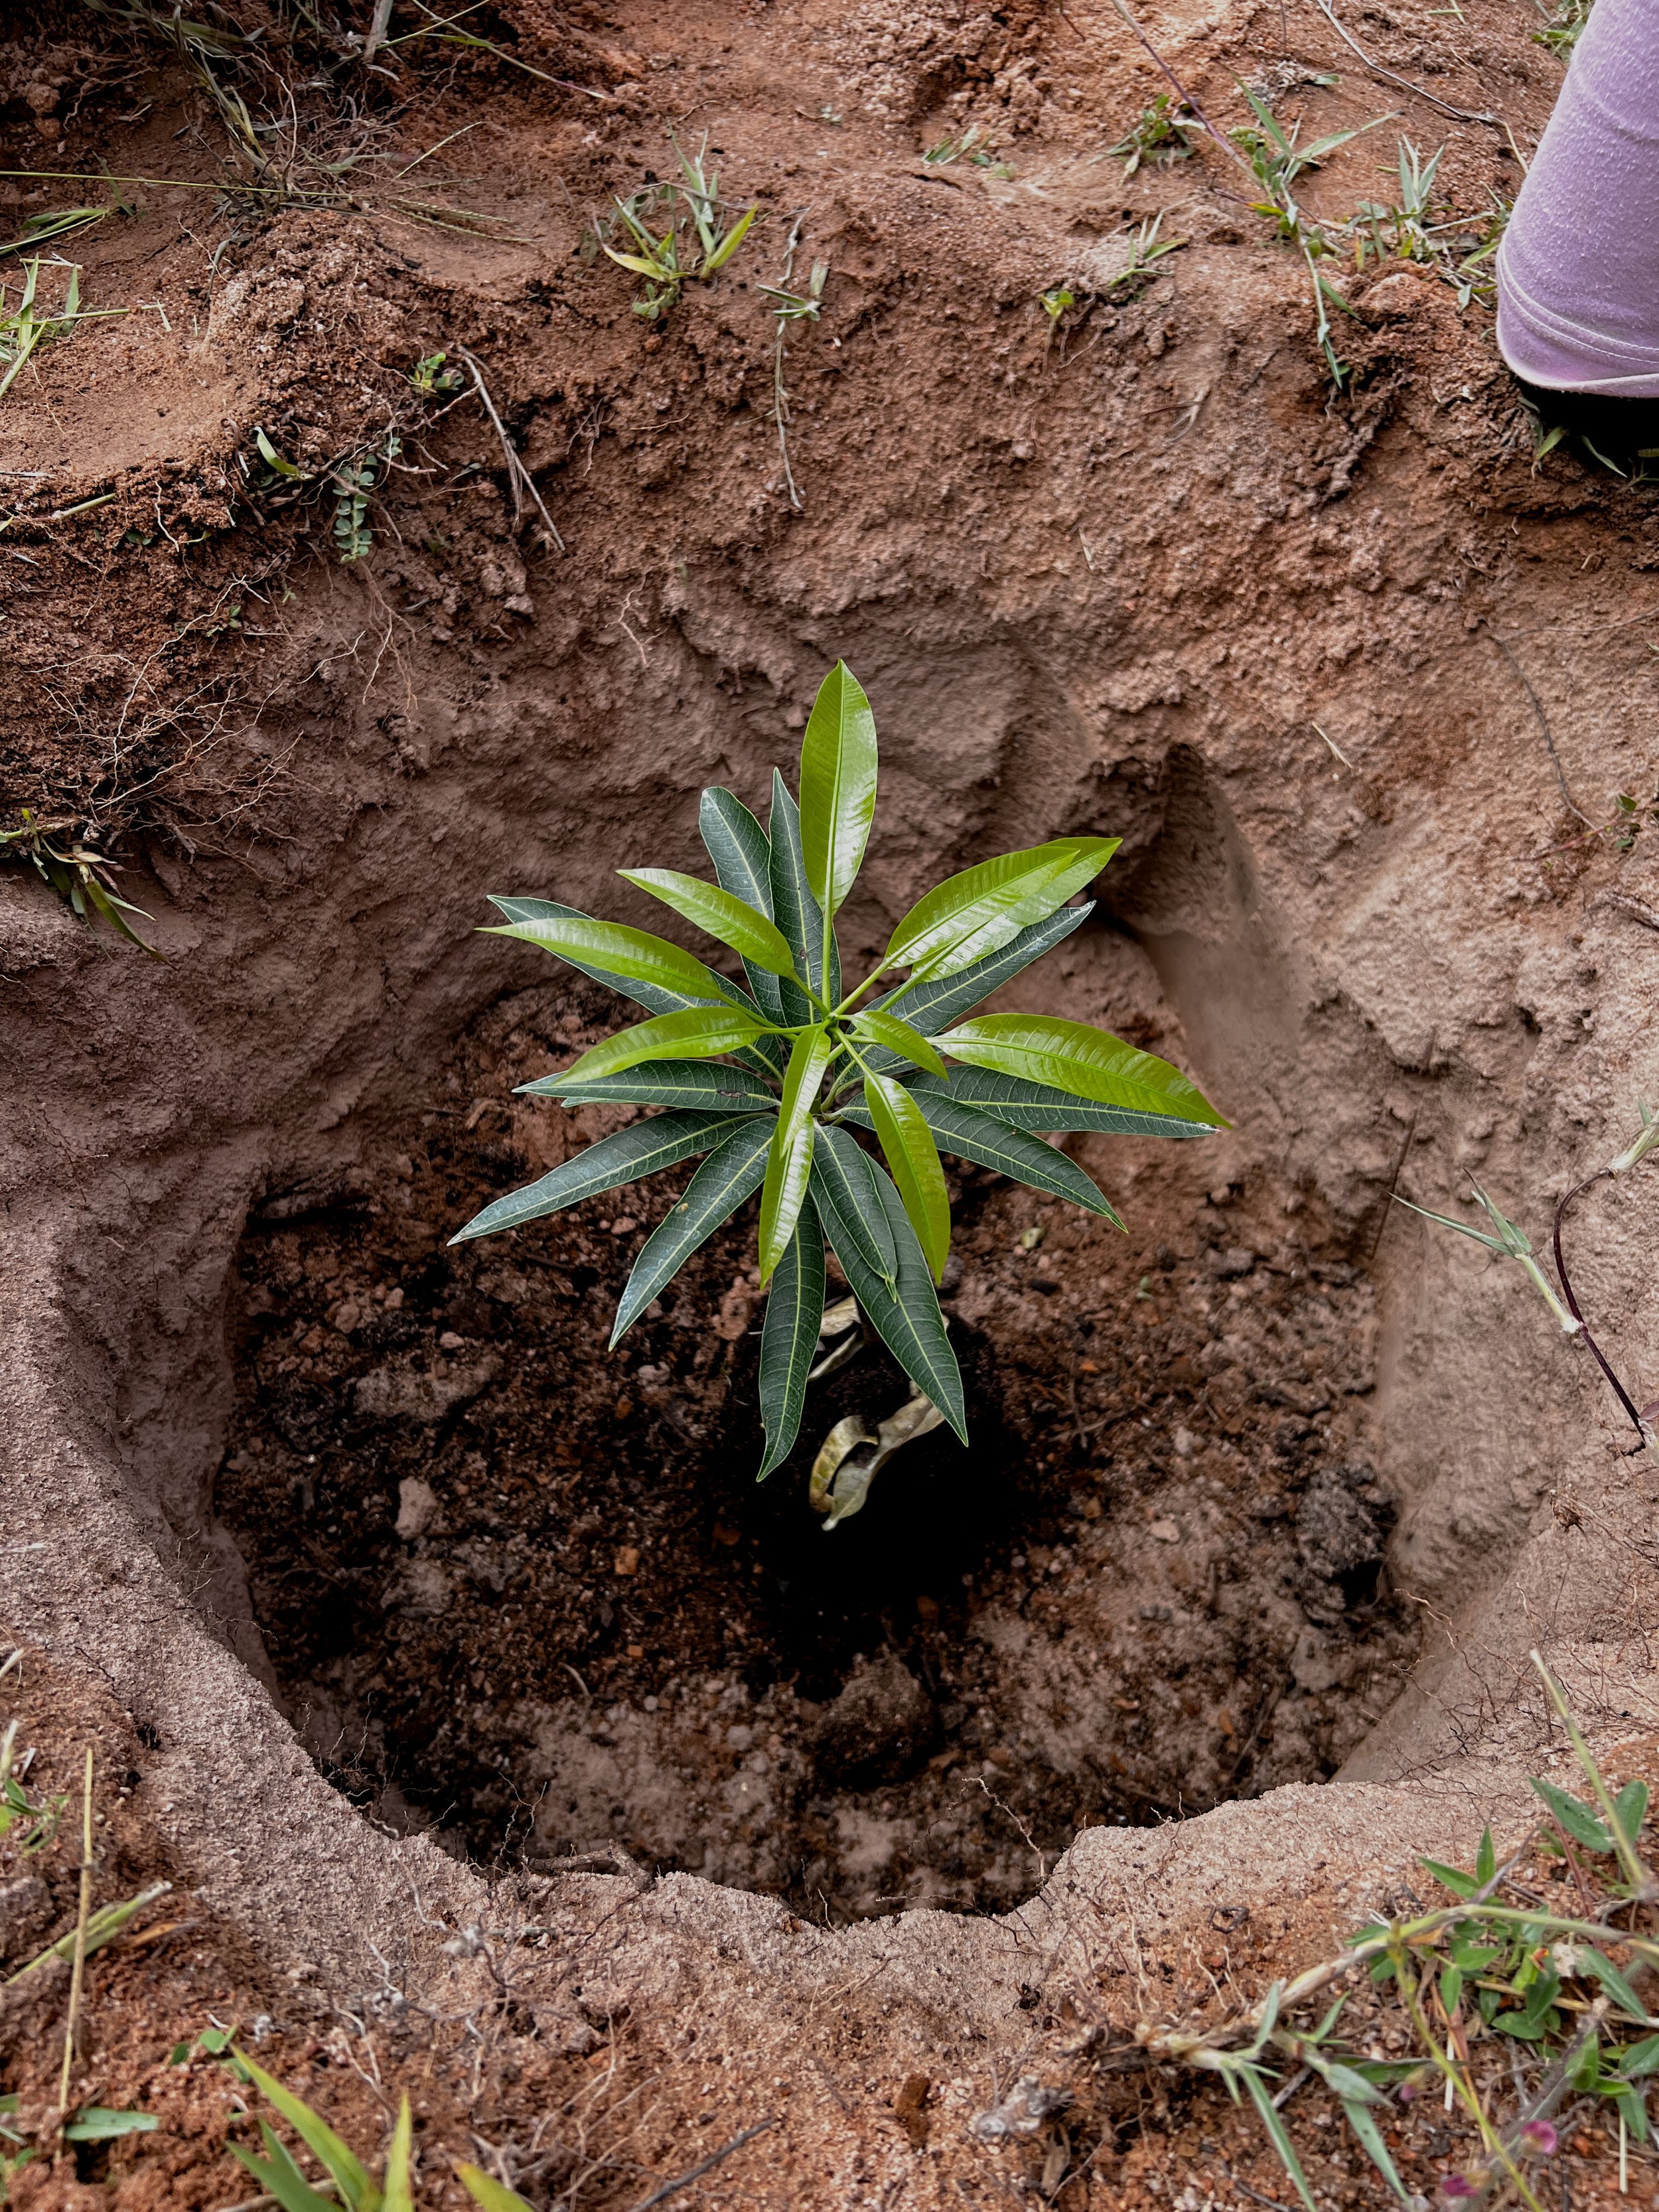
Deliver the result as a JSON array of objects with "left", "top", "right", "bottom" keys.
[{"left": 1496, "top": 0, "right": 1659, "bottom": 395}]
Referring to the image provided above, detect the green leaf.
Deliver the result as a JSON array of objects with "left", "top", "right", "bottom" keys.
[
  {"left": 936, "top": 1015, "right": 1228, "bottom": 1128},
  {"left": 1238, "top": 2063, "right": 1318, "bottom": 2212},
  {"left": 852, "top": 1007, "right": 946, "bottom": 1078},
  {"left": 702, "top": 202, "right": 758, "bottom": 273},
  {"left": 757, "top": 1199, "right": 826, "bottom": 1478},
  {"left": 758, "top": 1028, "right": 831, "bottom": 1279},
  {"left": 768, "top": 771, "right": 839, "bottom": 1011},
  {"left": 1476, "top": 1826, "right": 1496, "bottom": 1887},
  {"left": 255, "top": 427, "right": 307, "bottom": 479},
  {"left": 909, "top": 1066, "right": 1216, "bottom": 1138},
  {"left": 64, "top": 2109, "right": 159, "bottom": 2142},
  {"left": 230, "top": 2130, "right": 338, "bottom": 2212},
  {"left": 449, "top": 1110, "right": 761, "bottom": 1242},
  {"left": 1617, "top": 2034, "right": 1659, "bottom": 2082},
  {"left": 1617, "top": 1779, "right": 1650, "bottom": 1840},
  {"left": 457, "top": 2164, "right": 537, "bottom": 2212},
  {"left": 844, "top": 1088, "right": 1125, "bottom": 1226},
  {"left": 818, "top": 1160, "right": 966, "bottom": 1439},
  {"left": 1338, "top": 2099, "right": 1411, "bottom": 2204},
  {"left": 811, "top": 1125, "right": 898, "bottom": 1287},
  {"left": 1532, "top": 1777, "right": 1614, "bottom": 1854},
  {"left": 618, "top": 867, "right": 801, "bottom": 980},
  {"left": 611, "top": 1120, "right": 775, "bottom": 1343},
  {"left": 524, "top": 1061, "right": 779, "bottom": 1112},
  {"left": 484, "top": 909, "right": 740, "bottom": 1003},
  {"left": 382, "top": 2099, "right": 413, "bottom": 2212},
  {"left": 699, "top": 787, "right": 789, "bottom": 1031},
  {"left": 798, "top": 660, "right": 877, "bottom": 918},
  {"left": 883, "top": 838, "right": 1119, "bottom": 981},
  {"left": 1578, "top": 1949, "right": 1650, "bottom": 2023},
  {"left": 857, "top": 905, "right": 1092, "bottom": 1070},
  {"left": 1419, "top": 1857, "right": 1482, "bottom": 1901},
  {"left": 232, "top": 2051, "right": 374, "bottom": 2212},
  {"left": 561, "top": 1006, "right": 772, "bottom": 1085},
  {"left": 863, "top": 1071, "right": 950, "bottom": 1281},
  {"left": 1615, "top": 2085, "right": 1651, "bottom": 2145}
]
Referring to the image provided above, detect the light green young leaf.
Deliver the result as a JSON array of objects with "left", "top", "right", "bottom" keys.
[
  {"left": 936, "top": 1014, "right": 1227, "bottom": 1127},
  {"left": 63, "top": 2110, "right": 159, "bottom": 2142},
  {"left": 450, "top": 1110, "right": 760, "bottom": 1242},
  {"left": 758, "top": 1200, "right": 826, "bottom": 1478},
  {"left": 818, "top": 1161, "right": 966, "bottom": 1439},
  {"left": 758, "top": 1027, "right": 831, "bottom": 1278},
  {"left": 863, "top": 1071, "right": 950, "bottom": 1281},
  {"left": 1338, "top": 2098, "right": 1411, "bottom": 2203},
  {"left": 852, "top": 1007, "right": 946, "bottom": 1078},
  {"left": 457, "top": 2165, "right": 537, "bottom": 2212},
  {"left": 702, "top": 202, "right": 758, "bottom": 273},
  {"left": 382, "top": 2099, "right": 413, "bottom": 2212},
  {"left": 619, "top": 867, "right": 800, "bottom": 980},
  {"left": 798, "top": 660, "right": 877, "bottom": 919},
  {"left": 855, "top": 905, "right": 1092, "bottom": 1072},
  {"left": 484, "top": 909, "right": 737, "bottom": 1003},
  {"left": 232, "top": 2051, "right": 375, "bottom": 2212},
  {"left": 811, "top": 1125, "right": 898, "bottom": 1287},
  {"left": 883, "top": 838, "right": 1119, "bottom": 980},
  {"left": 845, "top": 1089, "right": 1125, "bottom": 1226},
  {"left": 561, "top": 1005, "right": 772, "bottom": 1085},
  {"left": 230, "top": 2127, "right": 338, "bottom": 2212},
  {"left": 611, "top": 1120, "right": 775, "bottom": 1342}
]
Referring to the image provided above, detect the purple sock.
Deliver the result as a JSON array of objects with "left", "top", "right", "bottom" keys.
[{"left": 1496, "top": 0, "right": 1659, "bottom": 395}]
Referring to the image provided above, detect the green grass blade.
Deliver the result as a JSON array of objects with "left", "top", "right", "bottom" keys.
[
  {"left": 611, "top": 1119, "right": 774, "bottom": 1342},
  {"left": 812, "top": 1126, "right": 897, "bottom": 1286},
  {"left": 1238, "top": 2064, "right": 1318, "bottom": 2212},
  {"left": 798, "top": 659, "right": 877, "bottom": 919},
  {"left": 382, "top": 2099, "right": 413, "bottom": 2212},
  {"left": 820, "top": 1160, "right": 966, "bottom": 1439},
  {"left": 233, "top": 2053, "right": 374, "bottom": 2212},
  {"left": 1339, "top": 2097, "right": 1411, "bottom": 2202},
  {"left": 864, "top": 1071, "right": 950, "bottom": 1280},
  {"left": 449, "top": 1110, "right": 761, "bottom": 1242},
  {"left": 757, "top": 1199, "right": 826, "bottom": 1477},
  {"left": 936, "top": 1014, "right": 1227, "bottom": 1127},
  {"left": 230, "top": 2135, "right": 338, "bottom": 2212},
  {"left": 618, "top": 867, "right": 800, "bottom": 980},
  {"left": 456, "top": 2164, "right": 536, "bottom": 2212}
]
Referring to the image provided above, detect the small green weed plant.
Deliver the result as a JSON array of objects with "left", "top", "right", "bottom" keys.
[
  {"left": 595, "top": 139, "right": 758, "bottom": 321},
  {"left": 0, "top": 811, "right": 159, "bottom": 954},
  {"left": 1105, "top": 92, "right": 1198, "bottom": 175},
  {"left": 453, "top": 664, "right": 1225, "bottom": 1509}
]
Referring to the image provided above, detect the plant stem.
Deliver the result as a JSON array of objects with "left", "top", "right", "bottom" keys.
[
  {"left": 58, "top": 1745, "right": 93, "bottom": 2120},
  {"left": 1551, "top": 1171, "right": 1650, "bottom": 1445}
]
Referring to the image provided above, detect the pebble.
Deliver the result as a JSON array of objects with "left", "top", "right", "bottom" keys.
[{"left": 1149, "top": 1517, "right": 1181, "bottom": 1542}]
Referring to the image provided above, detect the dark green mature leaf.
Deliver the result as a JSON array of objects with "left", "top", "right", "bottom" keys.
[
  {"left": 561, "top": 1005, "right": 772, "bottom": 1084},
  {"left": 908, "top": 1067, "right": 1216, "bottom": 1137},
  {"left": 855, "top": 905, "right": 1094, "bottom": 1074},
  {"left": 852, "top": 1007, "right": 946, "bottom": 1078},
  {"left": 864, "top": 1070, "right": 950, "bottom": 1280},
  {"left": 938, "top": 1014, "right": 1228, "bottom": 1127},
  {"left": 523, "top": 1061, "right": 778, "bottom": 1112},
  {"left": 798, "top": 660, "right": 877, "bottom": 918},
  {"left": 768, "top": 771, "right": 840, "bottom": 1011},
  {"left": 884, "top": 838, "right": 1119, "bottom": 982},
  {"left": 1577, "top": 1948, "right": 1650, "bottom": 2024},
  {"left": 845, "top": 1090, "right": 1125, "bottom": 1226},
  {"left": 618, "top": 867, "right": 800, "bottom": 979},
  {"left": 812, "top": 1124, "right": 897, "bottom": 1286},
  {"left": 486, "top": 908, "right": 736, "bottom": 1002},
  {"left": 759, "top": 1027, "right": 831, "bottom": 1279},
  {"left": 757, "top": 1198, "right": 826, "bottom": 1479},
  {"left": 819, "top": 1161, "right": 966, "bottom": 1439},
  {"left": 699, "top": 788, "right": 790, "bottom": 1034},
  {"left": 611, "top": 1120, "right": 775, "bottom": 1343},
  {"left": 449, "top": 1111, "right": 759, "bottom": 1242},
  {"left": 1533, "top": 1777, "right": 1614, "bottom": 1854},
  {"left": 488, "top": 895, "right": 782, "bottom": 1077}
]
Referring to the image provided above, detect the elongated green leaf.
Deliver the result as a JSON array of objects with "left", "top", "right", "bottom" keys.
[
  {"left": 383, "top": 2099, "right": 413, "bottom": 2212},
  {"left": 449, "top": 1110, "right": 760, "bottom": 1242},
  {"left": 562, "top": 1006, "right": 771, "bottom": 1085},
  {"left": 811, "top": 1124, "right": 898, "bottom": 1287},
  {"left": 611, "top": 1120, "right": 775, "bottom": 1342},
  {"left": 1419, "top": 1856, "right": 1481, "bottom": 1901},
  {"left": 487, "top": 895, "right": 781, "bottom": 1076},
  {"left": 768, "top": 771, "right": 839, "bottom": 1011},
  {"left": 819, "top": 1161, "right": 965, "bottom": 1439},
  {"left": 884, "top": 838, "right": 1119, "bottom": 981},
  {"left": 231, "top": 2132, "right": 337, "bottom": 2212},
  {"left": 233, "top": 2053, "right": 374, "bottom": 2212},
  {"left": 1338, "top": 2099, "right": 1411, "bottom": 2205},
  {"left": 485, "top": 909, "right": 735, "bottom": 1003},
  {"left": 937, "top": 1014, "right": 1227, "bottom": 1128},
  {"left": 908, "top": 1066, "right": 1215, "bottom": 1138},
  {"left": 798, "top": 660, "right": 877, "bottom": 918},
  {"left": 1238, "top": 2064, "right": 1317, "bottom": 2212},
  {"left": 1617, "top": 1779, "right": 1651, "bottom": 1838},
  {"left": 64, "top": 2110, "right": 159, "bottom": 2142},
  {"left": 700, "top": 787, "right": 789, "bottom": 1031},
  {"left": 1476, "top": 1825, "right": 1497, "bottom": 1887},
  {"left": 619, "top": 867, "right": 800, "bottom": 980},
  {"left": 457, "top": 2166, "right": 537, "bottom": 2212},
  {"left": 863, "top": 1071, "right": 950, "bottom": 1281},
  {"left": 845, "top": 1089, "right": 1125, "bottom": 1227},
  {"left": 1619, "top": 2034, "right": 1659, "bottom": 2082},
  {"left": 758, "top": 1027, "right": 831, "bottom": 1279},
  {"left": 853, "top": 1007, "right": 946, "bottom": 1078},
  {"left": 855, "top": 905, "right": 1093, "bottom": 1074},
  {"left": 758, "top": 1198, "right": 826, "bottom": 1478},
  {"left": 1579, "top": 1949, "right": 1651, "bottom": 2023},
  {"left": 521, "top": 1061, "right": 778, "bottom": 1112},
  {"left": 1532, "top": 1777, "right": 1613, "bottom": 1854}
]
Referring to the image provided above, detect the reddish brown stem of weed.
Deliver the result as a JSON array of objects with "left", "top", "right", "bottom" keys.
[{"left": 1551, "top": 1172, "right": 1648, "bottom": 1444}]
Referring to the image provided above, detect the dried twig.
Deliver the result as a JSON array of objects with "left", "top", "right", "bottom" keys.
[
  {"left": 1309, "top": 0, "right": 1502, "bottom": 125},
  {"left": 58, "top": 1745, "right": 94, "bottom": 2118},
  {"left": 624, "top": 2118, "right": 778, "bottom": 2211},
  {"left": 454, "top": 346, "right": 565, "bottom": 552},
  {"left": 1593, "top": 891, "right": 1659, "bottom": 934},
  {"left": 1489, "top": 631, "right": 1589, "bottom": 825}
]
